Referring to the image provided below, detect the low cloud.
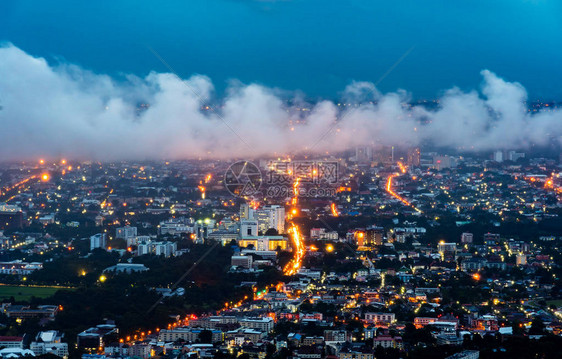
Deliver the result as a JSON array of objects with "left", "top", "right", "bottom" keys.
[{"left": 0, "top": 44, "right": 560, "bottom": 161}]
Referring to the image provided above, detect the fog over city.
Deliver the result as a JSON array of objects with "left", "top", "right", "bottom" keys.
[{"left": 1, "top": 43, "right": 561, "bottom": 161}]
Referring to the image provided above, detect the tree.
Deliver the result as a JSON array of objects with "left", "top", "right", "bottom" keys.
[
  {"left": 529, "top": 318, "right": 545, "bottom": 335},
  {"left": 199, "top": 329, "right": 213, "bottom": 344},
  {"left": 265, "top": 228, "right": 279, "bottom": 235}
]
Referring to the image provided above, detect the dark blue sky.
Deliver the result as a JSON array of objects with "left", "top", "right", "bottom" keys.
[{"left": 1, "top": 0, "right": 561, "bottom": 99}]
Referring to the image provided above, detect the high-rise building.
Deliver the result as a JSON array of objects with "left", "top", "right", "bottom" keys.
[
  {"left": 240, "top": 219, "right": 258, "bottom": 237},
  {"left": 438, "top": 242, "right": 457, "bottom": 260},
  {"left": 254, "top": 205, "right": 285, "bottom": 234},
  {"left": 356, "top": 227, "right": 384, "bottom": 247},
  {"left": 154, "top": 242, "right": 177, "bottom": 257},
  {"left": 366, "top": 227, "right": 384, "bottom": 246},
  {"left": 407, "top": 148, "right": 421, "bottom": 167},
  {"left": 433, "top": 156, "right": 457, "bottom": 170},
  {"left": 508, "top": 151, "right": 525, "bottom": 162},
  {"left": 493, "top": 150, "right": 503, "bottom": 162},
  {"left": 115, "top": 225, "right": 137, "bottom": 240},
  {"left": 355, "top": 146, "right": 373, "bottom": 163},
  {"left": 90, "top": 233, "right": 107, "bottom": 251},
  {"left": 194, "top": 219, "right": 216, "bottom": 243},
  {"left": 240, "top": 203, "right": 254, "bottom": 220},
  {"left": 136, "top": 240, "right": 177, "bottom": 257}
]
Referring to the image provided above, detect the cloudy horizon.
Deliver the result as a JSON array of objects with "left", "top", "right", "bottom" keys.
[{"left": 1, "top": 44, "right": 562, "bottom": 161}]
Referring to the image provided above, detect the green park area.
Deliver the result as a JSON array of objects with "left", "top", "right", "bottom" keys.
[{"left": 0, "top": 285, "right": 69, "bottom": 301}]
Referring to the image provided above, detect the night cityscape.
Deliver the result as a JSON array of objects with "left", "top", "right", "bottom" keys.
[{"left": 1, "top": 1, "right": 562, "bottom": 359}]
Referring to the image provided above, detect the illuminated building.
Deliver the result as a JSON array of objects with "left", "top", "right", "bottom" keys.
[
  {"left": 240, "top": 219, "right": 258, "bottom": 237},
  {"left": 159, "top": 218, "right": 192, "bottom": 236},
  {"left": 323, "top": 330, "right": 352, "bottom": 343},
  {"left": 437, "top": 242, "right": 457, "bottom": 260},
  {"left": 356, "top": 227, "right": 384, "bottom": 247},
  {"left": 77, "top": 324, "right": 118, "bottom": 353},
  {"left": 115, "top": 225, "right": 137, "bottom": 239},
  {"left": 254, "top": 205, "right": 285, "bottom": 234},
  {"left": 240, "top": 317, "right": 274, "bottom": 333},
  {"left": 0, "top": 204, "right": 23, "bottom": 230},
  {"left": 373, "top": 336, "right": 403, "bottom": 349},
  {"left": 472, "top": 315, "right": 498, "bottom": 331},
  {"left": 240, "top": 203, "right": 254, "bottom": 220},
  {"left": 0, "top": 261, "right": 43, "bottom": 275},
  {"left": 158, "top": 328, "right": 223, "bottom": 343},
  {"left": 364, "top": 312, "right": 395, "bottom": 325},
  {"left": 194, "top": 219, "right": 216, "bottom": 243},
  {"left": 237, "top": 235, "right": 288, "bottom": 251},
  {"left": 30, "top": 331, "right": 69, "bottom": 358},
  {"left": 516, "top": 253, "right": 527, "bottom": 266}
]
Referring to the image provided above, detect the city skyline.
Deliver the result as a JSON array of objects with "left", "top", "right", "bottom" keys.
[{"left": 1, "top": 3, "right": 561, "bottom": 359}]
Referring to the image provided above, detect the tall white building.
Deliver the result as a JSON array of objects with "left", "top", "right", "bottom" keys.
[
  {"left": 240, "top": 203, "right": 255, "bottom": 220},
  {"left": 116, "top": 225, "right": 137, "bottom": 240},
  {"left": 194, "top": 219, "right": 216, "bottom": 243},
  {"left": 508, "top": 151, "right": 525, "bottom": 162},
  {"left": 30, "top": 331, "right": 69, "bottom": 359},
  {"left": 254, "top": 205, "right": 285, "bottom": 234},
  {"left": 155, "top": 241, "right": 177, "bottom": 257},
  {"left": 90, "top": 233, "right": 107, "bottom": 251},
  {"left": 137, "top": 240, "right": 177, "bottom": 258},
  {"left": 137, "top": 242, "right": 151, "bottom": 256},
  {"left": 240, "top": 220, "right": 258, "bottom": 237}
]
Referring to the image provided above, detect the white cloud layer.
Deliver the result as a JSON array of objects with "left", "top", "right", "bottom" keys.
[{"left": 0, "top": 44, "right": 561, "bottom": 161}]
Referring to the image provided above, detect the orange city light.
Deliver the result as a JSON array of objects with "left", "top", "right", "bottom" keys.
[{"left": 41, "top": 173, "right": 50, "bottom": 182}]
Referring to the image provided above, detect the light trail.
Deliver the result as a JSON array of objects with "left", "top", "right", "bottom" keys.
[
  {"left": 386, "top": 172, "right": 422, "bottom": 213},
  {"left": 197, "top": 185, "right": 206, "bottom": 199},
  {"left": 283, "top": 223, "right": 305, "bottom": 276},
  {"left": 397, "top": 161, "right": 407, "bottom": 174},
  {"left": 1, "top": 175, "right": 39, "bottom": 201},
  {"left": 330, "top": 202, "right": 339, "bottom": 217},
  {"left": 283, "top": 177, "right": 306, "bottom": 276},
  {"left": 291, "top": 177, "right": 300, "bottom": 206}
]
